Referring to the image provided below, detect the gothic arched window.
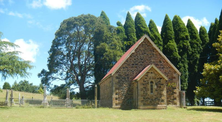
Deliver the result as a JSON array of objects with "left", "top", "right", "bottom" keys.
[{"left": 150, "top": 81, "right": 154, "bottom": 94}]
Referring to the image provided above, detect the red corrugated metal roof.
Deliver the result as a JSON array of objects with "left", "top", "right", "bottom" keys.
[{"left": 133, "top": 65, "right": 151, "bottom": 81}]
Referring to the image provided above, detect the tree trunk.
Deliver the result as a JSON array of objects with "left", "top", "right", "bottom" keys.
[
  {"left": 79, "top": 83, "right": 86, "bottom": 100},
  {"left": 214, "top": 99, "right": 221, "bottom": 106}
]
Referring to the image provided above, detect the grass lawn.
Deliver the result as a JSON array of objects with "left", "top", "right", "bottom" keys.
[{"left": 0, "top": 106, "right": 222, "bottom": 122}]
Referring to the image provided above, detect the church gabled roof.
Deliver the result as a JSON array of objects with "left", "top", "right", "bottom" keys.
[
  {"left": 100, "top": 35, "right": 181, "bottom": 84},
  {"left": 133, "top": 64, "right": 168, "bottom": 81}
]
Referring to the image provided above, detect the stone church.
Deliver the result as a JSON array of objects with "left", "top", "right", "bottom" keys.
[{"left": 99, "top": 35, "right": 184, "bottom": 109}]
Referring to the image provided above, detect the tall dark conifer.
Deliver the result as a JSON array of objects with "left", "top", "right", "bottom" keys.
[
  {"left": 209, "top": 18, "right": 219, "bottom": 62},
  {"left": 172, "top": 15, "right": 191, "bottom": 90},
  {"left": 124, "top": 12, "right": 137, "bottom": 51},
  {"left": 100, "top": 11, "right": 110, "bottom": 25},
  {"left": 116, "top": 21, "right": 126, "bottom": 51},
  {"left": 186, "top": 19, "right": 202, "bottom": 105},
  {"left": 149, "top": 19, "right": 163, "bottom": 51},
  {"left": 197, "top": 26, "right": 209, "bottom": 105},
  {"left": 161, "top": 14, "right": 180, "bottom": 68},
  {"left": 134, "top": 12, "right": 150, "bottom": 39}
]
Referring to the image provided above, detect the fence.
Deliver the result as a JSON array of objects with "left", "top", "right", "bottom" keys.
[
  {"left": 0, "top": 88, "right": 100, "bottom": 108},
  {"left": 0, "top": 97, "right": 100, "bottom": 108}
]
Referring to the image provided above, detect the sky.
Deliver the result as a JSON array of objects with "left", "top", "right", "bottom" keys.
[{"left": 0, "top": 0, "right": 221, "bottom": 88}]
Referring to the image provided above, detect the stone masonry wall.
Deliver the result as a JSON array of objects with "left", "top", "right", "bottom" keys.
[
  {"left": 137, "top": 68, "right": 167, "bottom": 108},
  {"left": 113, "top": 38, "right": 179, "bottom": 108},
  {"left": 100, "top": 76, "right": 112, "bottom": 107}
]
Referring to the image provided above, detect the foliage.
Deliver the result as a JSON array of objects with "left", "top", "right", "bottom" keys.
[
  {"left": 38, "top": 87, "right": 44, "bottom": 94},
  {"left": 0, "top": 32, "right": 33, "bottom": 80},
  {"left": 195, "top": 30, "right": 222, "bottom": 106},
  {"left": 116, "top": 21, "right": 126, "bottom": 49},
  {"left": 93, "top": 23, "right": 124, "bottom": 99},
  {"left": 38, "top": 14, "right": 101, "bottom": 99},
  {"left": 161, "top": 14, "right": 180, "bottom": 66},
  {"left": 208, "top": 19, "right": 219, "bottom": 62},
  {"left": 124, "top": 12, "right": 137, "bottom": 51},
  {"left": 148, "top": 19, "right": 163, "bottom": 51},
  {"left": 172, "top": 15, "right": 191, "bottom": 90},
  {"left": 197, "top": 26, "right": 209, "bottom": 104},
  {"left": 3, "top": 82, "right": 11, "bottom": 89},
  {"left": 11, "top": 80, "right": 40, "bottom": 93},
  {"left": 134, "top": 12, "right": 150, "bottom": 40},
  {"left": 186, "top": 19, "right": 202, "bottom": 105},
  {"left": 100, "top": 11, "right": 110, "bottom": 25},
  {"left": 50, "top": 84, "right": 75, "bottom": 99}
]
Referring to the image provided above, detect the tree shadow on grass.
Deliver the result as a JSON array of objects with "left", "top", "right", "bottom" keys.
[{"left": 187, "top": 107, "right": 222, "bottom": 113}]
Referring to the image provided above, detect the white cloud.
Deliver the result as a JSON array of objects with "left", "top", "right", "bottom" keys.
[
  {"left": 9, "top": 11, "right": 23, "bottom": 18},
  {"left": 28, "top": 20, "right": 53, "bottom": 31},
  {"left": 2, "top": 38, "right": 10, "bottom": 42},
  {"left": 182, "top": 16, "right": 210, "bottom": 30},
  {"left": 157, "top": 26, "right": 161, "bottom": 33},
  {"left": 129, "top": 5, "right": 151, "bottom": 18},
  {"left": 8, "top": 11, "right": 32, "bottom": 19},
  {"left": 31, "top": 0, "right": 42, "bottom": 8},
  {"left": 44, "top": 0, "right": 71, "bottom": 9},
  {"left": 2, "top": 38, "right": 39, "bottom": 62},
  {"left": 14, "top": 39, "right": 39, "bottom": 62}
]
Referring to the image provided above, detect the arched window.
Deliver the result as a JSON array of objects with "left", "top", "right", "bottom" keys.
[{"left": 150, "top": 81, "right": 154, "bottom": 94}]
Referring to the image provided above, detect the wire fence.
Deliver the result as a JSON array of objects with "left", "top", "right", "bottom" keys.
[{"left": 0, "top": 98, "right": 100, "bottom": 108}]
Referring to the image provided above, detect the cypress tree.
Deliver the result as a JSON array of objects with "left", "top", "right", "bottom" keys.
[
  {"left": 198, "top": 26, "right": 209, "bottom": 105},
  {"left": 124, "top": 12, "right": 137, "bottom": 51},
  {"left": 186, "top": 19, "right": 202, "bottom": 105},
  {"left": 172, "top": 15, "right": 191, "bottom": 90},
  {"left": 209, "top": 18, "right": 219, "bottom": 62},
  {"left": 134, "top": 12, "right": 150, "bottom": 39},
  {"left": 149, "top": 19, "right": 163, "bottom": 51},
  {"left": 161, "top": 14, "right": 180, "bottom": 67},
  {"left": 100, "top": 11, "right": 110, "bottom": 25},
  {"left": 116, "top": 21, "right": 127, "bottom": 51}
]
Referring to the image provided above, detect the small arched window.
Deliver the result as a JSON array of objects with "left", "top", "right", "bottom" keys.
[{"left": 150, "top": 81, "right": 154, "bottom": 94}]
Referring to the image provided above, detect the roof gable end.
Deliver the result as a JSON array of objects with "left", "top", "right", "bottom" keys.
[
  {"left": 100, "top": 35, "right": 181, "bottom": 84},
  {"left": 133, "top": 64, "right": 168, "bottom": 81}
]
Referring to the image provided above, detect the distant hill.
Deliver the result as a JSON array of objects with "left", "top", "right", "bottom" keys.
[{"left": 0, "top": 89, "right": 59, "bottom": 101}]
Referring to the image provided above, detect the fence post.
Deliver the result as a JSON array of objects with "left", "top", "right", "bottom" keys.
[
  {"left": 5, "top": 89, "right": 9, "bottom": 106},
  {"left": 42, "top": 86, "right": 48, "bottom": 107},
  {"left": 10, "top": 89, "right": 14, "bottom": 107},
  {"left": 19, "top": 93, "right": 21, "bottom": 106},
  {"left": 66, "top": 88, "right": 70, "bottom": 108},
  {"left": 95, "top": 85, "right": 97, "bottom": 108},
  {"left": 180, "top": 91, "right": 186, "bottom": 108}
]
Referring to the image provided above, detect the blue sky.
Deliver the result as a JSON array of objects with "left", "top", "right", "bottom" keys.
[{"left": 0, "top": 0, "right": 221, "bottom": 88}]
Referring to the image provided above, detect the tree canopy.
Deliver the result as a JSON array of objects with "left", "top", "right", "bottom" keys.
[
  {"left": 195, "top": 30, "right": 222, "bottom": 106},
  {"left": 134, "top": 12, "right": 150, "bottom": 40},
  {"left": 172, "top": 15, "right": 191, "bottom": 90},
  {"left": 38, "top": 14, "right": 99, "bottom": 99},
  {"left": 161, "top": 14, "right": 180, "bottom": 67},
  {"left": 186, "top": 19, "right": 202, "bottom": 105},
  {"left": 124, "top": 12, "right": 137, "bottom": 51},
  {"left": 0, "top": 32, "right": 33, "bottom": 80},
  {"left": 3, "top": 82, "right": 11, "bottom": 89},
  {"left": 149, "top": 19, "right": 163, "bottom": 51}
]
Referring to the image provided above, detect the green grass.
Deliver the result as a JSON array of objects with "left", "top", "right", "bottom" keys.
[
  {"left": 0, "top": 89, "right": 59, "bottom": 101},
  {"left": 0, "top": 106, "right": 222, "bottom": 122}
]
